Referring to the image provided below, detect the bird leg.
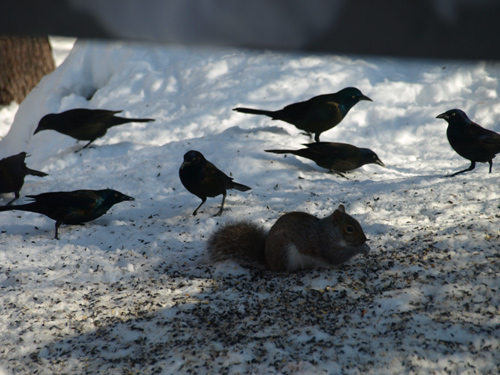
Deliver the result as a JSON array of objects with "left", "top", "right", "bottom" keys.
[
  {"left": 6, "top": 191, "right": 20, "bottom": 206},
  {"left": 214, "top": 192, "right": 227, "bottom": 217},
  {"left": 488, "top": 160, "right": 493, "bottom": 173},
  {"left": 54, "top": 221, "right": 62, "bottom": 240},
  {"left": 300, "top": 131, "right": 314, "bottom": 140},
  {"left": 449, "top": 161, "right": 476, "bottom": 177},
  {"left": 329, "top": 170, "right": 348, "bottom": 179},
  {"left": 75, "top": 140, "right": 96, "bottom": 153},
  {"left": 81, "top": 139, "right": 96, "bottom": 149},
  {"left": 192, "top": 197, "right": 207, "bottom": 216}
]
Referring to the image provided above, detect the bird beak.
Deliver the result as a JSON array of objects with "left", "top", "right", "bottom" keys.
[
  {"left": 360, "top": 95, "right": 372, "bottom": 102},
  {"left": 375, "top": 158, "right": 385, "bottom": 167},
  {"left": 33, "top": 126, "right": 41, "bottom": 135},
  {"left": 124, "top": 194, "right": 135, "bottom": 201},
  {"left": 436, "top": 112, "right": 449, "bottom": 120}
]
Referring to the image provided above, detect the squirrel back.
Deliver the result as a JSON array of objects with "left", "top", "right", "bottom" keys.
[{"left": 206, "top": 204, "right": 369, "bottom": 272}]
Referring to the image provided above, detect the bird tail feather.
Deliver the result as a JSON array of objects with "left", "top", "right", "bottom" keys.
[
  {"left": 231, "top": 182, "right": 252, "bottom": 192},
  {"left": 233, "top": 107, "right": 276, "bottom": 117},
  {"left": 26, "top": 168, "right": 48, "bottom": 177},
  {"left": 113, "top": 117, "right": 155, "bottom": 123},
  {"left": 265, "top": 149, "right": 294, "bottom": 155}
]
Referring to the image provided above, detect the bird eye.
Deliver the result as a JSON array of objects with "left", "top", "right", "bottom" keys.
[
  {"left": 345, "top": 225, "right": 355, "bottom": 234},
  {"left": 451, "top": 112, "right": 456, "bottom": 116},
  {"left": 352, "top": 95, "right": 356, "bottom": 99}
]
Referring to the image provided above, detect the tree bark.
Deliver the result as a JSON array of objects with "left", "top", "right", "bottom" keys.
[{"left": 0, "top": 35, "right": 55, "bottom": 105}]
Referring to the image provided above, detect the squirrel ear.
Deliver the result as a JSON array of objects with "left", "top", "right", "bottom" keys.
[{"left": 332, "top": 204, "right": 345, "bottom": 223}]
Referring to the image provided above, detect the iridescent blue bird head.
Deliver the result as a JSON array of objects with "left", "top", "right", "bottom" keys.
[{"left": 436, "top": 109, "right": 472, "bottom": 124}]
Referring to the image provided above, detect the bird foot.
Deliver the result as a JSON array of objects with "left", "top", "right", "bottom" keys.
[
  {"left": 5, "top": 197, "right": 18, "bottom": 206},
  {"left": 300, "top": 131, "right": 314, "bottom": 139},
  {"left": 214, "top": 207, "right": 231, "bottom": 217},
  {"left": 75, "top": 145, "right": 96, "bottom": 153},
  {"left": 330, "top": 171, "right": 348, "bottom": 179}
]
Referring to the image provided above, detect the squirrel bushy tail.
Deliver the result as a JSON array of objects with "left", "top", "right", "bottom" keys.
[{"left": 207, "top": 221, "right": 268, "bottom": 268}]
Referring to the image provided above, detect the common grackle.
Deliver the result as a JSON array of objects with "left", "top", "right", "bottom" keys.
[
  {"left": 233, "top": 87, "right": 372, "bottom": 142},
  {"left": 0, "top": 152, "right": 48, "bottom": 205},
  {"left": 0, "top": 189, "right": 134, "bottom": 239},
  {"left": 437, "top": 109, "right": 500, "bottom": 176},
  {"left": 179, "top": 150, "right": 251, "bottom": 216},
  {"left": 34, "top": 108, "right": 155, "bottom": 150},
  {"left": 266, "top": 142, "right": 385, "bottom": 177}
]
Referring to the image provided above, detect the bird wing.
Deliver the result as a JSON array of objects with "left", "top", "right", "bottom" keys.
[
  {"left": 19, "top": 190, "right": 100, "bottom": 224},
  {"left": 280, "top": 98, "right": 341, "bottom": 123},
  {"left": 199, "top": 161, "right": 233, "bottom": 196},
  {"left": 204, "top": 161, "right": 230, "bottom": 182},
  {"left": 58, "top": 109, "right": 119, "bottom": 124},
  {"left": 453, "top": 121, "right": 500, "bottom": 144},
  {"left": 82, "top": 109, "right": 121, "bottom": 120},
  {"left": 43, "top": 109, "right": 122, "bottom": 141},
  {"left": 301, "top": 142, "right": 363, "bottom": 171},
  {"left": 310, "top": 94, "right": 344, "bottom": 116},
  {"left": 303, "top": 142, "right": 355, "bottom": 157},
  {"left": 475, "top": 125, "right": 500, "bottom": 144},
  {"left": 28, "top": 190, "right": 98, "bottom": 208}
]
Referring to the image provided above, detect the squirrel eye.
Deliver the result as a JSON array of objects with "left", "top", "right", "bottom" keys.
[{"left": 345, "top": 225, "right": 355, "bottom": 234}]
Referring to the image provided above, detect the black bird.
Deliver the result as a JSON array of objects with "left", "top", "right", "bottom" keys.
[
  {"left": 34, "top": 108, "right": 155, "bottom": 150},
  {"left": 0, "top": 152, "right": 48, "bottom": 205},
  {"left": 437, "top": 109, "right": 500, "bottom": 176},
  {"left": 0, "top": 189, "right": 134, "bottom": 239},
  {"left": 266, "top": 142, "right": 385, "bottom": 177},
  {"left": 179, "top": 150, "right": 251, "bottom": 216},
  {"left": 233, "top": 87, "right": 372, "bottom": 142}
]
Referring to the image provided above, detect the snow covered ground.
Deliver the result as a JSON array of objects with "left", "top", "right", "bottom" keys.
[{"left": 0, "top": 38, "right": 499, "bottom": 374}]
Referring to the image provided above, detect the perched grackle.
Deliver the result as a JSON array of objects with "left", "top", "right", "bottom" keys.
[
  {"left": 0, "top": 152, "right": 48, "bottom": 205},
  {"left": 179, "top": 150, "right": 251, "bottom": 216},
  {"left": 437, "top": 109, "right": 500, "bottom": 176},
  {"left": 0, "top": 189, "right": 134, "bottom": 239},
  {"left": 233, "top": 87, "right": 372, "bottom": 142},
  {"left": 265, "top": 142, "right": 385, "bottom": 177},
  {"left": 34, "top": 108, "right": 155, "bottom": 150}
]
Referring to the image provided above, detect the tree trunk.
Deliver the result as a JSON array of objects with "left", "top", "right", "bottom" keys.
[{"left": 0, "top": 35, "right": 56, "bottom": 105}]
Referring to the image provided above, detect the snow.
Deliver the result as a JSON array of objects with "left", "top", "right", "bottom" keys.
[{"left": 1, "top": 38, "right": 500, "bottom": 374}]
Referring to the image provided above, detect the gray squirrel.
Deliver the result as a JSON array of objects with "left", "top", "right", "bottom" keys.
[{"left": 207, "top": 204, "right": 370, "bottom": 272}]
